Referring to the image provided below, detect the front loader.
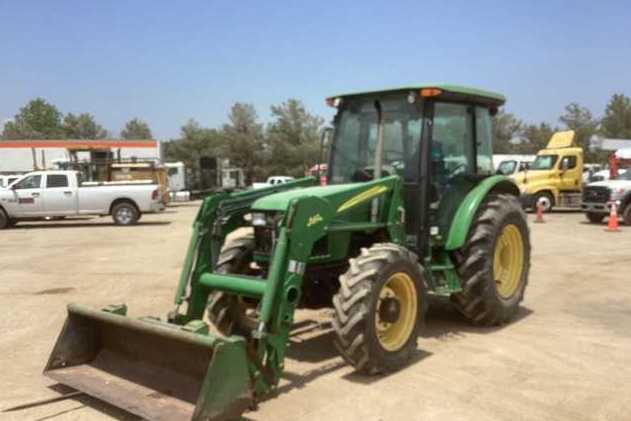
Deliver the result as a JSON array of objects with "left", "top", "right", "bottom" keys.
[{"left": 44, "top": 84, "right": 530, "bottom": 420}]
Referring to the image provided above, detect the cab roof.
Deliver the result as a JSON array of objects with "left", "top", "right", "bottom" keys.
[{"left": 327, "top": 83, "right": 505, "bottom": 107}]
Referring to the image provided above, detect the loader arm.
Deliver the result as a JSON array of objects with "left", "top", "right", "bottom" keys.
[{"left": 171, "top": 177, "right": 318, "bottom": 321}]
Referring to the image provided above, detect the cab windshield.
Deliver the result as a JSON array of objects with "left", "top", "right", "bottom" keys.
[
  {"left": 329, "top": 96, "right": 423, "bottom": 184},
  {"left": 614, "top": 170, "right": 631, "bottom": 180},
  {"left": 531, "top": 155, "right": 558, "bottom": 170}
]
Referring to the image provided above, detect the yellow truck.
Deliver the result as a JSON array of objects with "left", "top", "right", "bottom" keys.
[{"left": 514, "top": 130, "right": 583, "bottom": 211}]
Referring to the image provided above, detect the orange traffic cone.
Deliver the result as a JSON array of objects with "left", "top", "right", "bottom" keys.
[
  {"left": 605, "top": 202, "right": 620, "bottom": 232},
  {"left": 534, "top": 201, "right": 545, "bottom": 223}
]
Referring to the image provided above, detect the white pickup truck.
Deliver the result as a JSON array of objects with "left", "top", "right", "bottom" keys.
[
  {"left": 581, "top": 170, "right": 631, "bottom": 224},
  {"left": 0, "top": 171, "right": 165, "bottom": 229},
  {"left": 252, "top": 176, "right": 295, "bottom": 189}
]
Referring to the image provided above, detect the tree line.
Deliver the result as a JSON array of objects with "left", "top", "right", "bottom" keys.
[
  {"left": 161, "top": 99, "right": 323, "bottom": 183},
  {"left": 493, "top": 93, "right": 631, "bottom": 162},
  {"left": 1, "top": 98, "right": 152, "bottom": 140},
  {"left": 4, "top": 92, "right": 631, "bottom": 182}
]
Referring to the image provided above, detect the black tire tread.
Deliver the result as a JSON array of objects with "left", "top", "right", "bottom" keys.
[
  {"left": 207, "top": 233, "right": 256, "bottom": 336},
  {"left": 451, "top": 193, "right": 531, "bottom": 327},
  {"left": 333, "top": 243, "right": 426, "bottom": 374}
]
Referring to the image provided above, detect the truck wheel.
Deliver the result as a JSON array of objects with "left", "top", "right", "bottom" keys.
[
  {"left": 586, "top": 212, "right": 605, "bottom": 224},
  {"left": 622, "top": 205, "right": 631, "bottom": 225},
  {"left": 533, "top": 191, "right": 554, "bottom": 212},
  {"left": 207, "top": 233, "right": 258, "bottom": 337},
  {"left": 0, "top": 209, "right": 8, "bottom": 229},
  {"left": 112, "top": 202, "right": 139, "bottom": 225},
  {"left": 451, "top": 194, "right": 530, "bottom": 326},
  {"left": 332, "top": 243, "right": 426, "bottom": 374}
]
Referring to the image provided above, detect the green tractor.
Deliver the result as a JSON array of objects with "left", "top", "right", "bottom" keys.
[{"left": 44, "top": 85, "right": 530, "bottom": 420}]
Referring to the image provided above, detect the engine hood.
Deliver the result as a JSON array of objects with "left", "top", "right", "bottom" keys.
[
  {"left": 251, "top": 176, "right": 399, "bottom": 213},
  {"left": 587, "top": 179, "right": 631, "bottom": 189}
]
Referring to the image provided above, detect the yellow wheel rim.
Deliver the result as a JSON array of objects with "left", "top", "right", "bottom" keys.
[
  {"left": 375, "top": 272, "right": 418, "bottom": 352},
  {"left": 493, "top": 224, "right": 525, "bottom": 298}
]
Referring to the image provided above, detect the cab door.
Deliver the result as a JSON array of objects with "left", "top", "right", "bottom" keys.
[
  {"left": 9, "top": 174, "right": 44, "bottom": 216},
  {"left": 558, "top": 153, "right": 581, "bottom": 191},
  {"left": 42, "top": 174, "right": 77, "bottom": 216}
]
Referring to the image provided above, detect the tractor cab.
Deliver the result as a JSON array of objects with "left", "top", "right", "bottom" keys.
[{"left": 325, "top": 85, "right": 504, "bottom": 252}]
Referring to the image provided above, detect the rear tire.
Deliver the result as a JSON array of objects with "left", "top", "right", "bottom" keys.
[
  {"left": 206, "top": 233, "right": 258, "bottom": 337},
  {"left": 332, "top": 243, "right": 426, "bottom": 374},
  {"left": 0, "top": 209, "right": 8, "bottom": 229},
  {"left": 451, "top": 194, "right": 530, "bottom": 326},
  {"left": 112, "top": 202, "right": 139, "bottom": 225},
  {"left": 622, "top": 205, "right": 631, "bottom": 225},
  {"left": 586, "top": 212, "right": 605, "bottom": 224}
]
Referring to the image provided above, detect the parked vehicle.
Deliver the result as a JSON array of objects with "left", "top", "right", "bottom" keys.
[
  {"left": 0, "top": 175, "right": 20, "bottom": 189},
  {"left": 252, "top": 176, "right": 295, "bottom": 189},
  {"left": 43, "top": 84, "right": 530, "bottom": 420},
  {"left": 493, "top": 154, "right": 535, "bottom": 177},
  {"left": 513, "top": 130, "right": 583, "bottom": 211},
  {"left": 165, "top": 162, "right": 186, "bottom": 192},
  {"left": 0, "top": 171, "right": 165, "bottom": 229},
  {"left": 582, "top": 170, "right": 631, "bottom": 224}
]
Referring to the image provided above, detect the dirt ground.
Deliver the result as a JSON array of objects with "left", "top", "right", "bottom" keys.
[{"left": 1, "top": 204, "right": 630, "bottom": 421}]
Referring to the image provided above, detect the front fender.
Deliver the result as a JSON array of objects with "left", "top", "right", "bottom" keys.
[{"left": 445, "top": 176, "right": 519, "bottom": 250}]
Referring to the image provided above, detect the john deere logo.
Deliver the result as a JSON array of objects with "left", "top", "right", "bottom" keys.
[{"left": 307, "top": 214, "right": 323, "bottom": 227}]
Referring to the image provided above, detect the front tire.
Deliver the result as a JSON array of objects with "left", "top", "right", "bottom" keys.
[
  {"left": 533, "top": 191, "right": 554, "bottom": 212},
  {"left": 451, "top": 194, "right": 531, "bottom": 326},
  {"left": 206, "top": 233, "right": 258, "bottom": 337},
  {"left": 586, "top": 212, "right": 605, "bottom": 224},
  {"left": 332, "top": 243, "right": 426, "bottom": 374},
  {"left": 112, "top": 202, "right": 139, "bottom": 225}
]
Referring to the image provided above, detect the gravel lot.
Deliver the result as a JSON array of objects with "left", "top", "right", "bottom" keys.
[{"left": 1, "top": 204, "right": 630, "bottom": 421}]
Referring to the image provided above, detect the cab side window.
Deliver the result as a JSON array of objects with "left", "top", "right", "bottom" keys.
[
  {"left": 560, "top": 156, "right": 577, "bottom": 170},
  {"left": 432, "top": 102, "right": 474, "bottom": 184},
  {"left": 13, "top": 175, "right": 42, "bottom": 190},
  {"left": 46, "top": 174, "right": 69, "bottom": 188}
]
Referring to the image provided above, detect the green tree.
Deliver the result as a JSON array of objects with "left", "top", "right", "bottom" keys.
[
  {"left": 163, "top": 119, "right": 224, "bottom": 169},
  {"left": 520, "top": 122, "right": 557, "bottom": 154},
  {"left": 121, "top": 118, "right": 153, "bottom": 139},
  {"left": 601, "top": 93, "right": 631, "bottom": 139},
  {"left": 63, "top": 113, "right": 109, "bottom": 139},
  {"left": 2, "top": 98, "right": 63, "bottom": 139},
  {"left": 222, "top": 103, "right": 265, "bottom": 183},
  {"left": 265, "top": 99, "right": 324, "bottom": 178},
  {"left": 559, "top": 103, "right": 601, "bottom": 162},
  {"left": 492, "top": 110, "right": 523, "bottom": 154}
]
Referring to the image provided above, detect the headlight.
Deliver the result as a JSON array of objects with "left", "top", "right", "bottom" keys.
[
  {"left": 251, "top": 212, "right": 284, "bottom": 227},
  {"left": 251, "top": 212, "right": 267, "bottom": 227},
  {"left": 610, "top": 188, "right": 626, "bottom": 201}
]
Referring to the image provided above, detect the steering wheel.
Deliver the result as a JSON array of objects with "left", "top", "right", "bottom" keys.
[{"left": 447, "top": 163, "right": 467, "bottom": 179}]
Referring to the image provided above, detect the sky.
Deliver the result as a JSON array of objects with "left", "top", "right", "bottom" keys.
[{"left": 1, "top": 0, "right": 630, "bottom": 140}]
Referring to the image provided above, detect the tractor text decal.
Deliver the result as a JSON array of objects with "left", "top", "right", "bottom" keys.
[{"left": 307, "top": 213, "right": 323, "bottom": 227}]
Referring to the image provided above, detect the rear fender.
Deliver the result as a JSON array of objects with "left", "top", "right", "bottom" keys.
[{"left": 445, "top": 176, "right": 519, "bottom": 250}]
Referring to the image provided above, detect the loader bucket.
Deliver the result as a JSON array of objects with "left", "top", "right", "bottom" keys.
[{"left": 44, "top": 304, "right": 253, "bottom": 421}]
